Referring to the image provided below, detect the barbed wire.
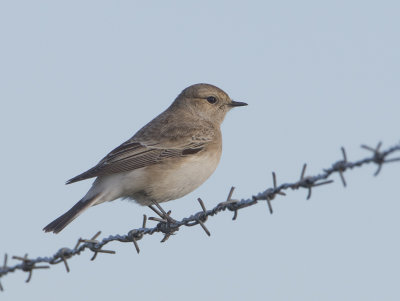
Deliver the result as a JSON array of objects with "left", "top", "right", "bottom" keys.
[{"left": 1, "top": 141, "right": 400, "bottom": 291}]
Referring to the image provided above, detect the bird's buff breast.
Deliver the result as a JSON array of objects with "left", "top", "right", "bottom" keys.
[{"left": 121, "top": 149, "right": 221, "bottom": 205}]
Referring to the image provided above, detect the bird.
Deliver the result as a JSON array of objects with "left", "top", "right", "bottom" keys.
[{"left": 43, "top": 83, "right": 247, "bottom": 233}]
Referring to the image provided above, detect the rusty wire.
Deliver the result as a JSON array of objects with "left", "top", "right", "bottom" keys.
[{"left": 1, "top": 141, "right": 399, "bottom": 290}]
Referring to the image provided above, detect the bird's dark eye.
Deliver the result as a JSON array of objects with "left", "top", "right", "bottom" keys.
[{"left": 206, "top": 96, "right": 217, "bottom": 104}]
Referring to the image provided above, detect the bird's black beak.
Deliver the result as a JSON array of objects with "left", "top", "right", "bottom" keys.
[{"left": 229, "top": 100, "right": 248, "bottom": 107}]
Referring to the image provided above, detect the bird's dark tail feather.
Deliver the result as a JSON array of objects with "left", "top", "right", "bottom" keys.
[{"left": 43, "top": 196, "right": 98, "bottom": 234}]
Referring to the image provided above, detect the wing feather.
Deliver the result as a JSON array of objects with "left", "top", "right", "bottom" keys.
[
  {"left": 66, "top": 120, "right": 217, "bottom": 184},
  {"left": 66, "top": 141, "right": 207, "bottom": 184}
]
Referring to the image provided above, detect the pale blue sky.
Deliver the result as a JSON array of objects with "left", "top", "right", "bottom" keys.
[{"left": 1, "top": 1, "right": 399, "bottom": 300}]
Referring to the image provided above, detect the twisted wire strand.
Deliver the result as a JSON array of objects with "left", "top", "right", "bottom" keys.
[{"left": 1, "top": 141, "right": 399, "bottom": 291}]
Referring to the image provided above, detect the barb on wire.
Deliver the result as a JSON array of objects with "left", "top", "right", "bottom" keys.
[{"left": 1, "top": 141, "right": 400, "bottom": 290}]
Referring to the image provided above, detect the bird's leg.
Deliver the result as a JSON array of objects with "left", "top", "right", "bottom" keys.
[{"left": 148, "top": 201, "right": 177, "bottom": 223}]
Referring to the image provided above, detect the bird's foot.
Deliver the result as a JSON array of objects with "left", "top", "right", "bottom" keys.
[{"left": 148, "top": 201, "right": 177, "bottom": 224}]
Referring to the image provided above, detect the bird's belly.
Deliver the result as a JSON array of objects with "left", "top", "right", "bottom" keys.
[{"left": 124, "top": 152, "right": 220, "bottom": 205}]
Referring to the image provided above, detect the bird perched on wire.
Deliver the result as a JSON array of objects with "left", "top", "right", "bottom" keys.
[{"left": 43, "top": 83, "right": 247, "bottom": 233}]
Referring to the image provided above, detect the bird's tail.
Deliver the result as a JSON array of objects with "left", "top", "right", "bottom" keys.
[{"left": 43, "top": 195, "right": 100, "bottom": 234}]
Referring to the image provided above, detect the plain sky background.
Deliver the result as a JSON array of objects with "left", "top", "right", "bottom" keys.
[{"left": 1, "top": 1, "right": 399, "bottom": 300}]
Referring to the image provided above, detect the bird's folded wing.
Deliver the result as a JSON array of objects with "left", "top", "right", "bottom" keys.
[{"left": 66, "top": 126, "right": 214, "bottom": 184}]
